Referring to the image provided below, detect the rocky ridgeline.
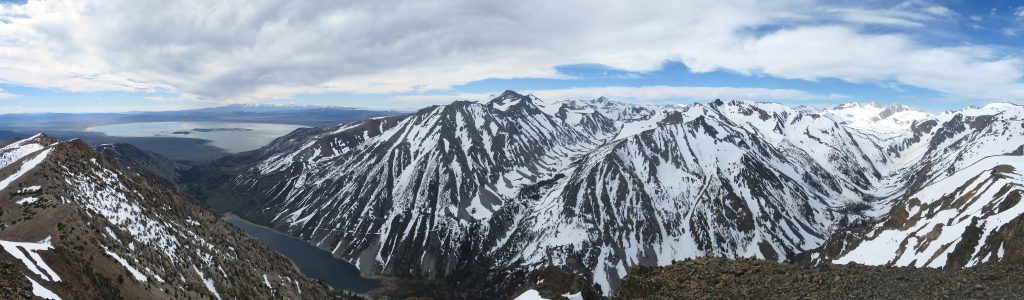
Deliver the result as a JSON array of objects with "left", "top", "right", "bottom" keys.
[
  {"left": 612, "top": 257, "right": 1024, "bottom": 299},
  {"left": 0, "top": 135, "right": 360, "bottom": 299}
]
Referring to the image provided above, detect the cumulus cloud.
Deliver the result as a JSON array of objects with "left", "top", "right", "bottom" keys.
[{"left": 0, "top": 0, "right": 1022, "bottom": 102}]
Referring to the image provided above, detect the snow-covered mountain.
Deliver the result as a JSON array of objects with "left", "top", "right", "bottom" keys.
[
  {"left": 195, "top": 91, "right": 1024, "bottom": 296},
  {"left": 0, "top": 135, "right": 342, "bottom": 299},
  {"left": 815, "top": 103, "right": 1024, "bottom": 268},
  {"left": 822, "top": 102, "right": 933, "bottom": 139}
]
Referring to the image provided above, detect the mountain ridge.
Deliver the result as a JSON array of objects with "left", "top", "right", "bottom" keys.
[
  {"left": 0, "top": 134, "right": 353, "bottom": 299},
  {"left": 187, "top": 92, "right": 1023, "bottom": 297}
]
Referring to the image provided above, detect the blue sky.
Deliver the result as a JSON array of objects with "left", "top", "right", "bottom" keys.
[{"left": 1, "top": 0, "right": 1023, "bottom": 113}]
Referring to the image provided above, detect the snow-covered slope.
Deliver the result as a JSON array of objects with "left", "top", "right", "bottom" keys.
[
  {"left": 504, "top": 100, "right": 895, "bottom": 293},
  {"left": 198, "top": 92, "right": 1023, "bottom": 297},
  {"left": 206, "top": 91, "right": 615, "bottom": 281},
  {"left": 822, "top": 102, "right": 933, "bottom": 139},
  {"left": 0, "top": 135, "right": 338, "bottom": 299},
  {"left": 831, "top": 155, "right": 1024, "bottom": 267},
  {"left": 815, "top": 104, "right": 1024, "bottom": 268}
]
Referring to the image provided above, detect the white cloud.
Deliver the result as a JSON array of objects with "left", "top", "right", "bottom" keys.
[
  {"left": 0, "top": 89, "right": 17, "bottom": 100},
  {"left": 825, "top": 8, "right": 925, "bottom": 28},
  {"left": 391, "top": 86, "right": 845, "bottom": 107},
  {"left": 679, "top": 26, "right": 1024, "bottom": 100},
  {"left": 923, "top": 6, "right": 956, "bottom": 18},
  {"left": 826, "top": 2, "right": 956, "bottom": 28},
  {"left": 0, "top": 0, "right": 1022, "bottom": 103},
  {"left": 526, "top": 86, "right": 845, "bottom": 104}
]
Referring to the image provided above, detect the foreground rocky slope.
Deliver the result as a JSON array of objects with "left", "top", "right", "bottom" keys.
[
  {"left": 612, "top": 256, "right": 1024, "bottom": 299},
  {"left": 0, "top": 135, "right": 346, "bottom": 299},
  {"left": 193, "top": 91, "right": 1023, "bottom": 297}
]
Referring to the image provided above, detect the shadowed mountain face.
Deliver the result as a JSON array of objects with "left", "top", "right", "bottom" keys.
[
  {"left": 190, "top": 91, "right": 1024, "bottom": 297},
  {"left": 0, "top": 135, "right": 348, "bottom": 299},
  {"left": 95, "top": 143, "right": 182, "bottom": 187}
]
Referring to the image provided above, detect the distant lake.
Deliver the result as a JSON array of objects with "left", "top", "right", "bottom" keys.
[
  {"left": 224, "top": 214, "right": 381, "bottom": 293},
  {"left": 87, "top": 121, "right": 304, "bottom": 153}
]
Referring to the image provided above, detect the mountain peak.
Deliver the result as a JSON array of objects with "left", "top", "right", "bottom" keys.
[
  {"left": 877, "top": 103, "right": 921, "bottom": 119},
  {"left": 835, "top": 101, "right": 884, "bottom": 109},
  {"left": 26, "top": 133, "right": 59, "bottom": 143},
  {"left": 981, "top": 102, "right": 1020, "bottom": 110},
  {"left": 488, "top": 90, "right": 535, "bottom": 111},
  {"left": 496, "top": 90, "right": 526, "bottom": 100}
]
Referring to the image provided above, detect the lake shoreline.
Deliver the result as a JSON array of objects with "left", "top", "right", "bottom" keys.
[{"left": 221, "top": 212, "right": 384, "bottom": 294}]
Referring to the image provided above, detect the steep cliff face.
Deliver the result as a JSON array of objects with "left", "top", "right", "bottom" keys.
[{"left": 0, "top": 135, "right": 341, "bottom": 299}]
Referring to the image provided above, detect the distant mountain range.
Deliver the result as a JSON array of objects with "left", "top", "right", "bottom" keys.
[
  {"left": 0, "top": 104, "right": 398, "bottom": 133},
  {"left": 189, "top": 91, "right": 1023, "bottom": 297},
  {"left": 0, "top": 104, "right": 400, "bottom": 163},
  {"left": 2, "top": 91, "right": 1022, "bottom": 298}
]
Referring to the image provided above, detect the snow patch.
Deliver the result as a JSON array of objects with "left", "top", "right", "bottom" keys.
[
  {"left": 16, "top": 196, "right": 39, "bottom": 205},
  {"left": 514, "top": 289, "right": 547, "bottom": 300},
  {"left": 0, "top": 237, "right": 61, "bottom": 282},
  {"left": 193, "top": 266, "right": 221, "bottom": 300},
  {"left": 17, "top": 186, "right": 41, "bottom": 193},
  {"left": 103, "top": 247, "right": 148, "bottom": 282},
  {"left": 262, "top": 273, "right": 273, "bottom": 289},
  {"left": 26, "top": 276, "right": 61, "bottom": 300},
  {"left": 0, "top": 148, "right": 52, "bottom": 192}
]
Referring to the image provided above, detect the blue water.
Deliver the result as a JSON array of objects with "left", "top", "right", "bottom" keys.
[{"left": 223, "top": 214, "right": 381, "bottom": 293}]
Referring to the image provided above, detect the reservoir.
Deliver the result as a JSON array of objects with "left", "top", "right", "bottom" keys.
[
  {"left": 223, "top": 214, "right": 381, "bottom": 293},
  {"left": 87, "top": 121, "right": 305, "bottom": 153}
]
